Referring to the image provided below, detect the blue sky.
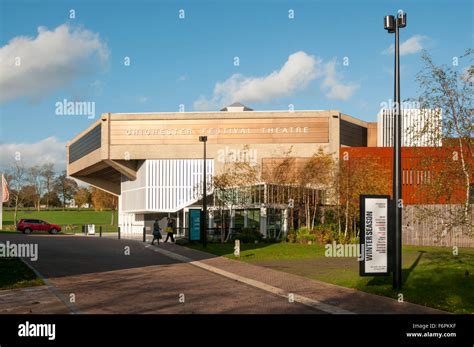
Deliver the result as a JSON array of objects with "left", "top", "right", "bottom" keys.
[{"left": 0, "top": 0, "right": 472, "bottom": 170}]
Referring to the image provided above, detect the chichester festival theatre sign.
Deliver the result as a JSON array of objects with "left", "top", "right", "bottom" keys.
[
  {"left": 124, "top": 126, "right": 310, "bottom": 136},
  {"left": 359, "top": 195, "right": 392, "bottom": 276}
]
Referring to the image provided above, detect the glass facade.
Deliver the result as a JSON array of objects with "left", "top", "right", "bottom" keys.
[
  {"left": 247, "top": 209, "right": 260, "bottom": 229},
  {"left": 209, "top": 183, "right": 323, "bottom": 237}
]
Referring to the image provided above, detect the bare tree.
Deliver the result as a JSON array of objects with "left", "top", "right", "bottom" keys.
[
  {"left": 6, "top": 162, "right": 27, "bottom": 226},
  {"left": 28, "top": 165, "right": 46, "bottom": 211}
]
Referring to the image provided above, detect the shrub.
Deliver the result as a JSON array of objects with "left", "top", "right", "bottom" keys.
[
  {"left": 287, "top": 228, "right": 298, "bottom": 243},
  {"left": 323, "top": 208, "right": 337, "bottom": 224},
  {"left": 175, "top": 238, "right": 189, "bottom": 246},
  {"left": 233, "top": 227, "right": 263, "bottom": 243},
  {"left": 312, "top": 223, "right": 339, "bottom": 244},
  {"left": 295, "top": 226, "right": 316, "bottom": 244}
]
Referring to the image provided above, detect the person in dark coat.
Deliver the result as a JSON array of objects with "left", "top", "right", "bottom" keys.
[
  {"left": 151, "top": 219, "right": 162, "bottom": 245},
  {"left": 163, "top": 217, "right": 175, "bottom": 243}
]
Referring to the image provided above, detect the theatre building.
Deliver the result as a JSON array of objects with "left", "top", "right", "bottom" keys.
[{"left": 66, "top": 104, "right": 373, "bottom": 239}]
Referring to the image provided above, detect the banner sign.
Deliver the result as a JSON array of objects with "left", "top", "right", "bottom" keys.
[
  {"left": 359, "top": 195, "right": 391, "bottom": 276},
  {"left": 189, "top": 209, "right": 201, "bottom": 241}
]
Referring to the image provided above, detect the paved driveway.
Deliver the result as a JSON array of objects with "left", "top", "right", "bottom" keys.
[{"left": 0, "top": 234, "right": 320, "bottom": 314}]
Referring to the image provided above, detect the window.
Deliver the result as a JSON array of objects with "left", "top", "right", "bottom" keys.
[
  {"left": 247, "top": 209, "right": 260, "bottom": 229},
  {"left": 234, "top": 210, "right": 245, "bottom": 229}
]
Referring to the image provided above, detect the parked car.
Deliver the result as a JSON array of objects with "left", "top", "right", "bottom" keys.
[{"left": 17, "top": 219, "right": 61, "bottom": 234}]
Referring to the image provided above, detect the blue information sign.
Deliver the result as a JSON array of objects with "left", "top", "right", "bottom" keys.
[{"left": 189, "top": 209, "right": 201, "bottom": 241}]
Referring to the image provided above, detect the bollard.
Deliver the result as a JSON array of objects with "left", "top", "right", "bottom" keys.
[
  {"left": 100, "top": 225, "right": 102, "bottom": 237},
  {"left": 234, "top": 239, "right": 240, "bottom": 257},
  {"left": 143, "top": 227, "right": 146, "bottom": 242},
  {"left": 118, "top": 226, "right": 121, "bottom": 240}
]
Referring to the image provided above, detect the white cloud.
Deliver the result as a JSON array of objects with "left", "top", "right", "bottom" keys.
[
  {"left": 383, "top": 35, "right": 428, "bottom": 56},
  {"left": 138, "top": 96, "right": 148, "bottom": 103},
  {"left": 0, "top": 24, "right": 109, "bottom": 103},
  {"left": 321, "top": 60, "right": 359, "bottom": 100},
  {"left": 194, "top": 51, "right": 323, "bottom": 110},
  {"left": 0, "top": 137, "right": 66, "bottom": 171}
]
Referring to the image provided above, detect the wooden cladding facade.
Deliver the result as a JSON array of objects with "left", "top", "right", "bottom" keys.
[{"left": 108, "top": 117, "right": 330, "bottom": 145}]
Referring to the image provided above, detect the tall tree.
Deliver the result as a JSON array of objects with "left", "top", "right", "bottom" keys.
[
  {"left": 90, "top": 187, "right": 116, "bottom": 211},
  {"left": 20, "top": 185, "right": 38, "bottom": 208},
  {"left": 299, "top": 148, "right": 335, "bottom": 229},
  {"left": 28, "top": 165, "right": 45, "bottom": 211},
  {"left": 54, "top": 171, "right": 78, "bottom": 209},
  {"left": 335, "top": 156, "right": 391, "bottom": 239},
  {"left": 90, "top": 187, "right": 117, "bottom": 225},
  {"left": 213, "top": 152, "right": 261, "bottom": 242},
  {"left": 41, "top": 163, "right": 56, "bottom": 208},
  {"left": 41, "top": 191, "right": 61, "bottom": 207},
  {"left": 413, "top": 49, "right": 473, "bottom": 234},
  {"left": 6, "top": 162, "right": 27, "bottom": 226},
  {"left": 74, "top": 187, "right": 91, "bottom": 210},
  {"left": 262, "top": 147, "right": 334, "bottom": 230}
]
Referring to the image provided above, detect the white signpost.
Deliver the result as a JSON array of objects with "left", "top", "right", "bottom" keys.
[{"left": 360, "top": 195, "right": 391, "bottom": 276}]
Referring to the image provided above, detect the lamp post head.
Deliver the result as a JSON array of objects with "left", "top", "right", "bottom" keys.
[
  {"left": 384, "top": 15, "right": 395, "bottom": 33},
  {"left": 199, "top": 136, "right": 208, "bottom": 142},
  {"left": 397, "top": 11, "right": 407, "bottom": 28}
]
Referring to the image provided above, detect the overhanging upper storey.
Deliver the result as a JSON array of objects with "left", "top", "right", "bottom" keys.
[
  {"left": 67, "top": 114, "right": 139, "bottom": 195},
  {"left": 66, "top": 110, "right": 370, "bottom": 196}
]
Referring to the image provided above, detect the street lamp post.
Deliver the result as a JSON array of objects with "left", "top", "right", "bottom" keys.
[
  {"left": 384, "top": 10, "right": 406, "bottom": 290},
  {"left": 199, "top": 136, "right": 208, "bottom": 248}
]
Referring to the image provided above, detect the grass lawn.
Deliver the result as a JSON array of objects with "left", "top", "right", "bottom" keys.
[
  {"left": 187, "top": 242, "right": 474, "bottom": 314},
  {"left": 2, "top": 209, "right": 118, "bottom": 232},
  {"left": 0, "top": 258, "right": 44, "bottom": 290}
]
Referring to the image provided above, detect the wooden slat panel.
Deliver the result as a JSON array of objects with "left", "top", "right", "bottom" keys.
[
  {"left": 109, "top": 118, "right": 329, "bottom": 145},
  {"left": 340, "top": 119, "right": 367, "bottom": 147}
]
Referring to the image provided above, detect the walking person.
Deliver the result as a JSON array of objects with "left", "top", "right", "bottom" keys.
[
  {"left": 151, "top": 219, "right": 162, "bottom": 245},
  {"left": 163, "top": 217, "right": 175, "bottom": 243}
]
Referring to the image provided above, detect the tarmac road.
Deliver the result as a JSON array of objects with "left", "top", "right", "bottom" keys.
[{"left": 0, "top": 233, "right": 323, "bottom": 314}]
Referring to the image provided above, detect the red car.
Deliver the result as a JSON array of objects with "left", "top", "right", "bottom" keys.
[{"left": 17, "top": 219, "right": 61, "bottom": 234}]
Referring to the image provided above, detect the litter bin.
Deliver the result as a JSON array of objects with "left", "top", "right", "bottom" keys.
[{"left": 87, "top": 224, "right": 95, "bottom": 235}]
